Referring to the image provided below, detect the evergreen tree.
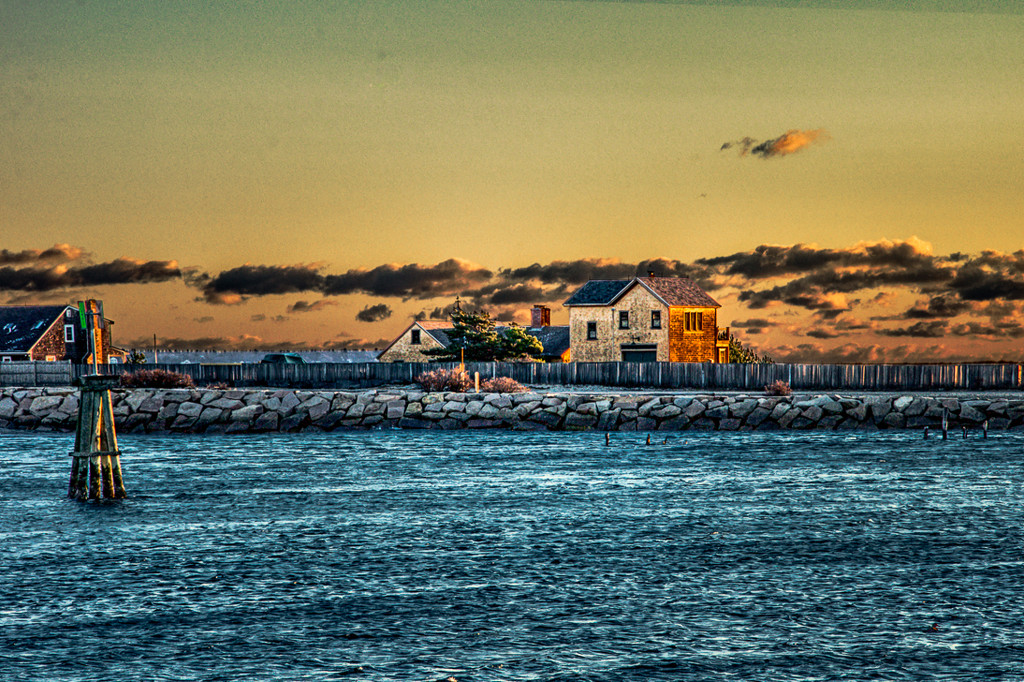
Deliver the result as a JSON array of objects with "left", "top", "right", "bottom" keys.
[
  {"left": 423, "top": 305, "right": 544, "bottom": 362},
  {"left": 729, "top": 336, "right": 774, "bottom": 364},
  {"left": 499, "top": 324, "right": 544, "bottom": 361}
]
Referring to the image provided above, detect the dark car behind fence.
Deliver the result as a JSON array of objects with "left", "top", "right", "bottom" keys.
[{"left": 1, "top": 361, "right": 1022, "bottom": 392}]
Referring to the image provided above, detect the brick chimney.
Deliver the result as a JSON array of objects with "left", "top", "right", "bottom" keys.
[{"left": 531, "top": 305, "right": 550, "bottom": 327}]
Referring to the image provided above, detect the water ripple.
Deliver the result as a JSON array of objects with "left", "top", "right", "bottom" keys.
[{"left": 1, "top": 430, "right": 1023, "bottom": 680}]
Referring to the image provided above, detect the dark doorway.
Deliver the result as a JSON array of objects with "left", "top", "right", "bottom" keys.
[{"left": 621, "top": 344, "right": 657, "bottom": 362}]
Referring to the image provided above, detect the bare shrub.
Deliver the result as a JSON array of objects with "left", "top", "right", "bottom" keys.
[
  {"left": 416, "top": 368, "right": 473, "bottom": 392},
  {"left": 764, "top": 379, "right": 792, "bottom": 396},
  {"left": 480, "top": 376, "right": 527, "bottom": 393},
  {"left": 119, "top": 369, "right": 195, "bottom": 389}
]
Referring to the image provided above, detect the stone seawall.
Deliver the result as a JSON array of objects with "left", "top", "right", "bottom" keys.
[{"left": 2, "top": 387, "right": 1023, "bottom": 434}]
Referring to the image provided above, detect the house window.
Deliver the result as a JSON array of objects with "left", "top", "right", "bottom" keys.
[
  {"left": 1, "top": 356, "right": 11, "bottom": 363},
  {"left": 651, "top": 310, "right": 661, "bottom": 329},
  {"left": 410, "top": 329, "right": 421, "bottom": 345},
  {"left": 45, "top": 355, "right": 56, "bottom": 362},
  {"left": 64, "top": 324, "right": 75, "bottom": 342},
  {"left": 684, "top": 312, "right": 703, "bottom": 332},
  {"left": 586, "top": 322, "right": 598, "bottom": 340},
  {"left": 619, "top": 311, "right": 629, "bottom": 329}
]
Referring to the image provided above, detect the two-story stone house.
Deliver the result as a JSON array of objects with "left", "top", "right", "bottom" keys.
[{"left": 563, "top": 276, "right": 729, "bottom": 363}]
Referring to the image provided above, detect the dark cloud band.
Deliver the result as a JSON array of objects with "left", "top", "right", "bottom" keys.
[{"left": 0, "top": 258, "right": 181, "bottom": 292}]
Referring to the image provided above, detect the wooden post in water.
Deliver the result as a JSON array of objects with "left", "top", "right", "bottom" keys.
[
  {"left": 941, "top": 409, "right": 948, "bottom": 440},
  {"left": 68, "top": 375, "right": 125, "bottom": 501}
]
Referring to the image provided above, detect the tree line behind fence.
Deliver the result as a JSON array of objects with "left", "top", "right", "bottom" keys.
[{"left": 1, "top": 361, "right": 1022, "bottom": 391}]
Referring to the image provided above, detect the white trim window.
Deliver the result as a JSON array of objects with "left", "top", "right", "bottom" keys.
[
  {"left": 1, "top": 356, "right": 12, "bottom": 363},
  {"left": 64, "top": 324, "right": 75, "bottom": 342}
]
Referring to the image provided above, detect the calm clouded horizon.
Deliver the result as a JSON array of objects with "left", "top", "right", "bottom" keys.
[{"left": 3, "top": 0, "right": 1023, "bottom": 361}]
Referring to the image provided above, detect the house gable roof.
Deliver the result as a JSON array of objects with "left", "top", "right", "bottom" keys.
[
  {"left": 376, "top": 320, "right": 451, "bottom": 359},
  {"left": 633, "top": 277, "right": 720, "bottom": 308},
  {"left": 563, "top": 277, "right": 720, "bottom": 308},
  {"left": 0, "top": 305, "right": 71, "bottom": 353},
  {"left": 414, "top": 321, "right": 452, "bottom": 347}
]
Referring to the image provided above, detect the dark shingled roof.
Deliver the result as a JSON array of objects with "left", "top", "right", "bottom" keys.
[
  {"left": 525, "top": 325, "right": 570, "bottom": 359},
  {"left": 637, "top": 277, "right": 720, "bottom": 308},
  {"left": 0, "top": 305, "right": 69, "bottom": 353},
  {"left": 562, "top": 280, "right": 631, "bottom": 306},
  {"left": 421, "top": 327, "right": 452, "bottom": 347}
]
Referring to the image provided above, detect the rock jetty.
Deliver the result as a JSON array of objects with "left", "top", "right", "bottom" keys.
[{"left": 2, "top": 387, "right": 1023, "bottom": 433}]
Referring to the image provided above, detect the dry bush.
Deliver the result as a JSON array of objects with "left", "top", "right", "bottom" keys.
[
  {"left": 764, "top": 379, "right": 792, "bottom": 396},
  {"left": 416, "top": 368, "right": 473, "bottom": 392},
  {"left": 480, "top": 376, "right": 527, "bottom": 393},
  {"left": 119, "top": 368, "right": 195, "bottom": 389}
]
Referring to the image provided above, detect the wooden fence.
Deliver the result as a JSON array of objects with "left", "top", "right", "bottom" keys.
[
  {"left": 0, "top": 360, "right": 1016, "bottom": 391},
  {"left": 0, "top": 362, "right": 75, "bottom": 387}
]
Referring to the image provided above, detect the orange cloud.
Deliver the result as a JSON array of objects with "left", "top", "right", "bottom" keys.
[{"left": 721, "top": 128, "right": 829, "bottom": 158}]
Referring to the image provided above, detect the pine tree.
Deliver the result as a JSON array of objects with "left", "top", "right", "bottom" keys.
[
  {"left": 499, "top": 324, "right": 544, "bottom": 361},
  {"left": 423, "top": 306, "right": 544, "bottom": 362},
  {"left": 729, "top": 336, "right": 774, "bottom": 364}
]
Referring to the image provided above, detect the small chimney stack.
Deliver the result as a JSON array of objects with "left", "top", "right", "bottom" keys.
[
  {"left": 647, "top": 270, "right": 656, "bottom": 278},
  {"left": 531, "top": 305, "right": 550, "bottom": 328}
]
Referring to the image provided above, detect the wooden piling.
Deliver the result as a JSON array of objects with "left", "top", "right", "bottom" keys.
[
  {"left": 941, "top": 409, "right": 948, "bottom": 440},
  {"left": 68, "top": 375, "right": 125, "bottom": 501},
  {"left": 983, "top": 420, "right": 989, "bottom": 439}
]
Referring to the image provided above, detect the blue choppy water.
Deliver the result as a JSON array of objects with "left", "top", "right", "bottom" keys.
[{"left": 2, "top": 429, "right": 1023, "bottom": 681}]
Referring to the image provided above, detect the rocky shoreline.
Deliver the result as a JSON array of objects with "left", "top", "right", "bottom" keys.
[{"left": 2, "top": 387, "right": 1023, "bottom": 433}]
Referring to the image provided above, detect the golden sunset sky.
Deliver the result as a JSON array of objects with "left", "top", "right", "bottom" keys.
[{"left": 3, "top": 0, "right": 1023, "bottom": 361}]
